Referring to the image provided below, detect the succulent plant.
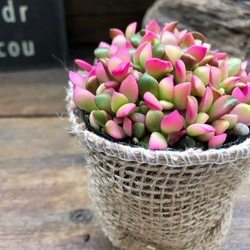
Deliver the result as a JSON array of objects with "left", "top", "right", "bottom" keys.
[{"left": 69, "top": 20, "right": 250, "bottom": 150}]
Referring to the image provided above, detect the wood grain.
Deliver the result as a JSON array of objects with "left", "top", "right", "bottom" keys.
[{"left": 0, "top": 117, "right": 113, "bottom": 249}]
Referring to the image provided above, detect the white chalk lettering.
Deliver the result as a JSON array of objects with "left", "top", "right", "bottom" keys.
[
  {"left": 8, "top": 41, "right": 20, "bottom": 57},
  {"left": 22, "top": 40, "right": 35, "bottom": 56},
  {"left": 0, "top": 41, "right": 35, "bottom": 58},
  {"left": 2, "top": 0, "right": 16, "bottom": 23},
  {"left": 19, "top": 5, "right": 28, "bottom": 23}
]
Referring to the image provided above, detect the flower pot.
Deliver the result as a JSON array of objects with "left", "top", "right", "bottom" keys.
[{"left": 66, "top": 84, "right": 250, "bottom": 250}]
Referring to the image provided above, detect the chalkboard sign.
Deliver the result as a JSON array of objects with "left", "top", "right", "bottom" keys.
[{"left": 0, "top": 0, "right": 68, "bottom": 71}]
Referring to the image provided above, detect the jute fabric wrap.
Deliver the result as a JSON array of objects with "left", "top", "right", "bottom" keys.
[{"left": 66, "top": 84, "right": 250, "bottom": 250}]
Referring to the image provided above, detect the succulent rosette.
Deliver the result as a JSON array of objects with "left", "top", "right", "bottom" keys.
[{"left": 69, "top": 20, "right": 250, "bottom": 150}]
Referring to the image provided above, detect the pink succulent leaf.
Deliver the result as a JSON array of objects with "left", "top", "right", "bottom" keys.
[
  {"left": 181, "top": 32, "right": 196, "bottom": 47},
  {"left": 69, "top": 71, "right": 86, "bottom": 88},
  {"left": 108, "top": 54, "right": 123, "bottom": 72},
  {"left": 238, "top": 71, "right": 248, "bottom": 84},
  {"left": 145, "top": 110, "right": 164, "bottom": 132},
  {"left": 186, "top": 96, "right": 198, "bottom": 124},
  {"left": 96, "top": 83, "right": 107, "bottom": 95},
  {"left": 202, "top": 43, "right": 211, "bottom": 50},
  {"left": 130, "top": 112, "right": 145, "bottom": 124},
  {"left": 208, "top": 95, "right": 237, "bottom": 121},
  {"left": 161, "top": 110, "right": 184, "bottom": 134},
  {"left": 144, "top": 91, "right": 163, "bottom": 111},
  {"left": 73, "top": 86, "right": 97, "bottom": 113},
  {"left": 211, "top": 86, "right": 224, "bottom": 101},
  {"left": 149, "top": 132, "right": 168, "bottom": 150},
  {"left": 159, "top": 75, "right": 174, "bottom": 101},
  {"left": 199, "top": 86, "right": 213, "bottom": 112},
  {"left": 191, "top": 75, "right": 206, "bottom": 97},
  {"left": 194, "top": 112, "right": 209, "bottom": 124},
  {"left": 139, "top": 42, "right": 152, "bottom": 70},
  {"left": 165, "top": 45, "right": 184, "bottom": 65},
  {"left": 159, "top": 100, "right": 174, "bottom": 110},
  {"left": 178, "top": 29, "right": 188, "bottom": 43},
  {"left": 162, "top": 21, "right": 178, "bottom": 33},
  {"left": 211, "top": 119, "right": 230, "bottom": 135},
  {"left": 86, "top": 67, "right": 96, "bottom": 80},
  {"left": 89, "top": 111, "right": 100, "bottom": 129},
  {"left": 220, "top": 62, "right": 228, "bottom": 81},
  {"left": 145, "top": 58, "right": 173, "bottom": 79},
  {"left": 109, "top": 43, "right": 118, "bottom": 55},
  {"left": 173, "top": 82, "right": 191, "bottom": 110},
  {"left": 103, "top": 87, "right": 115, "bottom": 96},
  {"left": 113, "top": 117, "right": 123, "bottom": 125},
  {"left": 214, "top": 52, "right": 227, "bottom": 60},
  {"left": 126, "top": 41, "right": 134, "bottom": 49},
  {"left": 93, "top": 110, "right": 109, "bottom": 127},
  {"left": 185, "top": 45, "right": 207, "bottom": 63},
  {"left": 112, "top": 34, "right": 127, "bottom": 48},
  {"left": 191, "top": 32, "right": 205, "bottom": 45},
  {"left": 111, "top": 92, "right": 129, "bottom": 113},
  {"left": 146, "top": 20, "right": 161, "bottom": 34},
  {"left": 115, "top": 46, "right": 131, "bottom": 62},
  {"left": 209, "top": 66, "right": 222, "bottom": 89},
  {"left": 109, "top": 28, "right": 124, "bottom": 39},
  {"left": 208, "top": 133, "right": 227, "bottom": 148},
  {"left": 193, "top": 66, "right": 210, "bottom": 86},
  {"left": 180, "top": 53, "right": 197, "bottom": 70},
  {"left": 138, "top": 73, "right": 159, "bottom": 98},
  {"left": 220, "top": 76, "right": 241, "bottom": 89},
  {"left": 125, "top": 22, "right": 137, "bottom": 40},
  {"left": 133, "top": 42, "right": 147, "bottom": 65},
  {"left": 221, "top": 114, "right": 238, "bottom": 129},
  {"left": 243, "top": 85, "right": 250, "bottom": 104},
  {"left": 196, "top": 132, "right": 214, "bottom": 142},
  {"left": 105, "top": 120, "right": 126, "bottom": 139},
  {"left": 98, "top": 41, "right": 110, "bottom": 48},
  {"left": 116, "top": 103, "right": 136, "bottom": 117},
  {"left": 75, "top": 59, "right": 93, "bottom": 72},
  {"left": 175, "top": 59, "right": 186, "bottom": 83},
  {"left": 140, "top": 31, "right": 159, "bottom": 44},
  {"left": 186, "top": 123, "right": 216, "bottom": 137},
  {"left": 161, "top": 31, "right": 179, "bottom": 46},
  {"left": 104, "top": 81, "right": 119, "bottom": 89},
  {"left": 132, "top": 122, "right": 146, "bottom": 139},
  {"left": 95, "top": 62, "right": 109, "bottom": 82},
  {"left": 230, "top": 103, "right": 250, "bottom": 124},
  {"left": 94, "top": 93, "right": 113, "bottom": 115},
  {"left": 111, "top": 61, "right": 130, "bottom": 81},
  {"left": 119, "top": 75, "right": 138, "bottom": 103},
  {"left": 231, "top": 87, "right": 247, "bottom": 104},
  {"left": 198, "top": 54, "right": 214, "bottom": 67},
  {"left": 123, "top": 117, "right": 132, "bottom": 136},
  {"left": 85, "top": 76, "right": 99, "bottom": 94},
  {"left": 225, "top": 58, "right": 242, "bottom": 77},
  {"left": 167, "top": 130, "right": 187, "bottom": 146}
]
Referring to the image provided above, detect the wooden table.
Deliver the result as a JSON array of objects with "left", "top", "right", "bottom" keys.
[{"left": 0, "top": 64, "right": 249, "bottom": 249}]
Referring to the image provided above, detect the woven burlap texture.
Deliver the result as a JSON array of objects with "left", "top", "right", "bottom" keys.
[{"left": 66, "top": 84, "right": 250, "bottom": 250}]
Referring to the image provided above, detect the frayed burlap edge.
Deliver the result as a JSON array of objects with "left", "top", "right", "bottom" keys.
[{"left": 66, "top": 82, "right": 250, "bottom": 250}]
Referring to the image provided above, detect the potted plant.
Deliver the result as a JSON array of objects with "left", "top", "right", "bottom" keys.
[{"left": 66, "top": 20, "right": 250, "bottom": 250}]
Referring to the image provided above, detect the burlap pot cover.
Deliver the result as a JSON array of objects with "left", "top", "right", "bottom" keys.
[{"left": 66, "top": 85, "right": 250, "bottom": 250}]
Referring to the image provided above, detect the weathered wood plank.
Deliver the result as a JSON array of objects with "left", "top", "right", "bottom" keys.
[
  {"left": 0, "top": 117, "right": 113, "bottom": 249},
  {"left": 0, "top": 45, "right": 96, "bottom": 117},
  {"left": 0, "top": 117, "right": 249, "bottom": 249}
]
